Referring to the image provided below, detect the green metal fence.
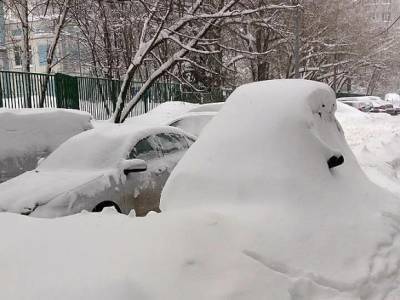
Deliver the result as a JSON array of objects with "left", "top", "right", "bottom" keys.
[
  {"left": 0, "top": 70, "right": 233, "bottom": 119},
  {"left": 0, "top": 70, "right": 57, "bottom": 108}
]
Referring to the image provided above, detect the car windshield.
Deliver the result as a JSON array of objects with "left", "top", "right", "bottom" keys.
[
  {"left": 170, "top": 115, "right": 213, "bottom": 136},
  {"left": 39, "top": 131, "right": 129, "bottom": 171}
]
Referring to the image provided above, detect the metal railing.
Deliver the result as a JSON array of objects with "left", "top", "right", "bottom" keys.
[
  {"left": 0, "top": 70, "right": 57, "bottom": 108},
  {"left": 0, "top": 70, "right": 233, "bottom": 119}
]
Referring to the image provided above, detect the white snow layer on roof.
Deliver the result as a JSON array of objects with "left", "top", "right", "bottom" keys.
[
  {"left": 124, "top": 101, "right": 199, "bottom": 126},
  {"left": 0, "top": 109, "right": 93, "bottom": 182},
  {"left": 39, "top": 124, "right": 189, "bottom": 170},
  {"left": 2, "top": 80, "right": 400, "bottom": 299},
  {"left": 0, "top": 109, "right": 93, "bottom": 159},
  {"left": 187, "top": 102, "right": 224, "bottom": 113}
]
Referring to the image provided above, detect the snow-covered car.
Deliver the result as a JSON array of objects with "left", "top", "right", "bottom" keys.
[
  {"left": 385, "top": 93, "right": 400, "bottom": 108},
  {"left": 0, "top": 109, "right": 93, "bottom": 183},
  {"left": 0, "top": 125, "right": 196, "bottom": 218},
  {"left": 167, "top": 112, "right": 217, "bottom": 137},
  {"left": 187, "top": 102, "right": 224, "bottom": 113},
  {"left": 338, "top": 96, "right": 399, "bottom": 115},
  {"left": 160, "top": 80, "right": 400, "bottom": 297},
  {"left": 337, "top": 97, "right": 373, "bottom": 112}
]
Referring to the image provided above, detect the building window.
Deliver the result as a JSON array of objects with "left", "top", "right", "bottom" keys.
[
  {"left": 383, "top": 11, "right": 391, "bottom": 21},
  {"left": 14, "top": 46, "right": 21, "bottom": 66},
  {"left": 38, "top": 44, "right": 48, "bottom": 65},
  {"left": 11, "top": 28, "right": 22, "bottom": 37},
  {"left": 14, "top": 45, "right": 32, "bottom": 66}
]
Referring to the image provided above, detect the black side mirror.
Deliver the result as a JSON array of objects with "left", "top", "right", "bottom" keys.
[{"left": 327, "top": 155, "right": 344, "bottom": 169}]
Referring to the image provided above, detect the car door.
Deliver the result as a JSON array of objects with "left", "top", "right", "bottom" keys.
[{"left": 123, "top": 135, "right": 164, "bottom": 216}]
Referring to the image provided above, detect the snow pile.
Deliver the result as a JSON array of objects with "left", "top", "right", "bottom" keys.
[
  {"left": 0, "top": 109, "right": 93, "bottom": 182},
  {"left": 336, "top": 102, "right": 400, "bottom": 199},
  {"left": 161, "top": 80, "right": 400, "bottom": 297},
  {"left": 385, "top": 93, "right": 400, "bottom": 107},
  {"left": 2, "top": 80, "right": 400, "bottom": 299}
]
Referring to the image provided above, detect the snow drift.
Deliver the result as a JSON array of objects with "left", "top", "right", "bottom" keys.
[
  {"left": 0, "top": 109, "right": 93, "bottom": 182},
  {"left": 161, "top": 79, "right": 400, "bottom": 297}
]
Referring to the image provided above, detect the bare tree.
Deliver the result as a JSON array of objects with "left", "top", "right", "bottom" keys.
[{"left": 38, "top": 0, "right": 71, "bottom": 107}]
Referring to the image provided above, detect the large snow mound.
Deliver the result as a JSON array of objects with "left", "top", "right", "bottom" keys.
[
  {"left": 161, "top": 79, "right": 400, "bottom": 297},
  {"left": 0, "top": 109, "right": 93, "bottom": 182}
]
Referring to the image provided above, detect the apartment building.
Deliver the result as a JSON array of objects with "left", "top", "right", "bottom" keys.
[
  {"left": 4, "top": 18, "right": 85, "bottom": 75},
  {"left": 0, "top": 2, "right": 8, "bottom": 70},
  {"left": 362, "top": 0, "right": 400, "bottom": 24},
  {"left": 1, "top": 0, "right": 86, "bottom": 75}
]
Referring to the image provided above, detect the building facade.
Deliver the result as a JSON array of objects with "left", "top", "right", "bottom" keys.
[
  {"left": 5, "top": 18, "right": 84, "bottom": 75},
  {"left": 0, "top": 2, "right": 9, "bottom": 70},
  {"left": 361, "top": 0, "right": 400, "bottom": 25},
  {"left": 2, "top": 0, "right": 87, "bottom": 75}
]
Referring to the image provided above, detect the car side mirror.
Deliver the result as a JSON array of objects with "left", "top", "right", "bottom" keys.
[
  {"left": 123, "top": 159, "right": 147, "bottom": 175},
  {"left": 327, "top": 155, "right": 344, "bottom": 169}
]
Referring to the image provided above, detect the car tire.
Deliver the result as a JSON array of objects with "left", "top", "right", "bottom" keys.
[{"left": 92, "top": 201, "right": 122, "bottom": 213}]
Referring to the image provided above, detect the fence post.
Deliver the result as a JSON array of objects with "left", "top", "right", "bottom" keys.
[{"left": 54, "top": 73, "right": 79, "bottom": 109}]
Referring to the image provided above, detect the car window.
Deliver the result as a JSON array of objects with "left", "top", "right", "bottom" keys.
[
  {"left": 129, "top": 137, "right": 159, "bottom": 161},
  {"left": 172, "top": 133, "right": 189, "bottom": 149},
  {"left": 156, "top": 133, "right": 186, "bottom": 154}
]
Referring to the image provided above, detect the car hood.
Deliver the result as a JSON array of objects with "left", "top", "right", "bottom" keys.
[{"left": 0, "top": 170, "right": 106, "bottom": 215}]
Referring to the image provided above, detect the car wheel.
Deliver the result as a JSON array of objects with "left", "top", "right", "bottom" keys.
[{"left": 92, "top": 201, "right": 122, "bottom": 213}]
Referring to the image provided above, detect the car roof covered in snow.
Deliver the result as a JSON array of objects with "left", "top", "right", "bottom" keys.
[
  {"left": 187, "top": 102, "right": 224, "bottom": 113},
  {"left": 39, "top": 123, "right": 193, "bottom": 171}
]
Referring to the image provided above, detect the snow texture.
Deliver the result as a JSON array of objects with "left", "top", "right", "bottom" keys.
[
  {"left": 1, "top": 80, "right": 400, "bottom": 299},
  {"left": 124, "top": 101, "right": 199, "bottom": 126},
  {"left": 0, "top": 108, "right": 93, "bottom": 182},
  {"left": 161, "top": 80, "right": 400, "bottom": 298}
]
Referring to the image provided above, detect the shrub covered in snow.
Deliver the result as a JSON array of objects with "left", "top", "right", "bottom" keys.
[{"left": 0, "top": 109, "right": 93, "bottom": 183}]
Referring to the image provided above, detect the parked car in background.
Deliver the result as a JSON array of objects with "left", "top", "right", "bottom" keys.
[
  {"left": 368, "top": 97, "right": 398, "bottom": 115},
  {"left": 0, "top": 109, "right": 93, "bottom": 183},
  {"left": 337, "top": 96, "right": 400, "bottom": 115},
  {"left": 167, "top": 112, "right": 217, "bottom": 137},
  {"left": 337, "top": 97, "right": 373, "bottom": 112},
  {"left": 385, "top": 93, "right": 400, "bottom": 108},
  {"left": 187, "top": 102, "right": 224, "bottom": 113},
  {"left": 0, "top": 125, "right": 196, "bottom": 218}
]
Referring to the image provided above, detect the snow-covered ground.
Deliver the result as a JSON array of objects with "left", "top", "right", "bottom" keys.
[
  {"left": 1, "top": 81, "right": 400, "bottom": 299},
  {"left": 336, "top": 103, "right": 400, "bottom": 199}
]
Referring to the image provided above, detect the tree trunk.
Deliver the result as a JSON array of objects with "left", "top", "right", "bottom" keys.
[
  {"left": 39, "top": 0, "right": 71, "bottom": 107},
  {"left": 20, "top": 0, "right": 31, "bottom": 107}
]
